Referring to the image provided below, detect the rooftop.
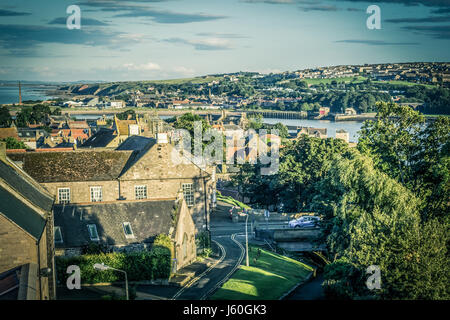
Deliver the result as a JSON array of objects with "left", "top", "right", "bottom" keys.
[
  {"left": 53, "top": 199, "right": 177, "bottom": 247},
  {"left": 7, "top": 150, "right": 134, "bottom": 183}
]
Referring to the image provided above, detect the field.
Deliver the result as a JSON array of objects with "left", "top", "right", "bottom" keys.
[
  {"left": 143, "top": 76, "right": 222, "bottom": 85},
  {"left": 210, "top": 246, "right": 313, "bottom": 300},
  {"left": 303, "top": 76, "right": 367, "bottom": 85}
]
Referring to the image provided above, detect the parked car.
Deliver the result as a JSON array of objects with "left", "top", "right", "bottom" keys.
[{"left": 288, "top": 216, "right": 321, "bottom": 228}]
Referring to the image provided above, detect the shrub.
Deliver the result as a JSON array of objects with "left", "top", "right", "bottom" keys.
[{"left": 56, "top": 246, "right": 171, "bottom": 285}]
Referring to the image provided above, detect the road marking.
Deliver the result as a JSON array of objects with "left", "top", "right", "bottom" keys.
[
  {"left": 200, "top": 233, "right": 245, "bottom": 300},
  {"left": 171, "top": 239, "right": 226, "bottom": 300}
]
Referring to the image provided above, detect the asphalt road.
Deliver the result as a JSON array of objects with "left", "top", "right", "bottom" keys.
[{"left": 172, "top": 233, "right": 245, "bottom": 300}]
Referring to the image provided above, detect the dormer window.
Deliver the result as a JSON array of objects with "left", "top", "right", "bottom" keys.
[{"left": 122, "top": 222, "right": 135, "bottom": 239}]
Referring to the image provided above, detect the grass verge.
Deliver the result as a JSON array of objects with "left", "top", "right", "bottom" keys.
[{"left": 210, "top": 246, "right": 313, "bottom": 300}]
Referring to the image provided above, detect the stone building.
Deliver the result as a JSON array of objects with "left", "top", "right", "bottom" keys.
[
  {"left": 0, "top": 142, "right": 56, "bottom": 300},
  {"left": 335, "top": 129, "right": 350, "bottom": 143},
  {"left": 53, "top": 192, "right": 197, "bottom": 271},
  {"left": 8, "top": 137, "right": 216, "bottom": 234},
  {"left": 297, "top": 127, "right": 328, "bottom": 139}
]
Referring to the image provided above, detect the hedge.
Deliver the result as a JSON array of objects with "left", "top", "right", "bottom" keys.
[{"left": 56, "top": 246, "right": 171, "bottom": 285}]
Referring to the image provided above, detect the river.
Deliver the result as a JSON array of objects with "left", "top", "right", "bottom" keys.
[
  {"left": 263, "top": 118, "right": 364, "bottom": 142},
  {"left": 0, "top": 84, "right": 57, "bottom": 104},
  {"left": 71, "top": 114, "right": 364, "bottom": 142}
]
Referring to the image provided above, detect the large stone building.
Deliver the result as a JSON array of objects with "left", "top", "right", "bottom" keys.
[
  {"left": 297, "top": 127, "right": 328, "bottom": 139},
  {"left": 0, "top": 142, "right": 56, "bottom": 300},
  {"left": 8, "top": 136, "right": 216, "bottom": 235},
  {"left": 53, "top": 191, "right": 197, "bottom": 270}
]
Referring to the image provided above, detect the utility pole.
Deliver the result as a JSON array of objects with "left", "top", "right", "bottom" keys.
[{"left": 245, "top": 213, "right": 249, "bottom": 267}]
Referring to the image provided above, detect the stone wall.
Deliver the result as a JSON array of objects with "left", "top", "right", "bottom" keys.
[
  {"left": 0, "top": 214, "right": 38, "bottom": 273},
  {"left": 0, "top": 214, "right": 51, "bottom": 300},
  {"left": 42, "top": 180, "right": 119, "bottom": 204},
  {"left": 173, "top": 200, "right": 197, "bottom": 270}
]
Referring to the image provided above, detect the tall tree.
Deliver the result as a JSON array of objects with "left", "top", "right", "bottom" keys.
[
  {"left": 315, "top": 152, "right": 449, "bottom": 300},
  {"left": 0, "top": 107, "right": 12, "bottom": 127}
]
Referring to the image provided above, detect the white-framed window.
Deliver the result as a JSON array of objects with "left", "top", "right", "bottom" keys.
[
  {"left": 54, "top": 226, "right": 63, "bottom": 244},
  {"left": 58, "top": 188, "right": 70, "bottom": 204},
  {"left": 122, "top": 222, "right": 135, "bottom": 239},
  {"left": 182, "top": 183, "right": 194, "bottom": 207},
  {"left": 87, "top": 224, "right": 100, "bottom": 241},
  {"left": 135, "top": 185, "right": 147, "bottom": 200},
  {"left": 90, "top": 186, "right": 103, "bottom": 202}
]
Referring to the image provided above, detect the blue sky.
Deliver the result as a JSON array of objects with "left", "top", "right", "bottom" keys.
[{"left": 0, "top": 0, "right": 449, "bottom": 81}]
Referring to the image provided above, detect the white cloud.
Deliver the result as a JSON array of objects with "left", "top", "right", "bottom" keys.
[
  {"left": 123, "top": 61, "right": 161, "bottom": 71},
  {"left": 172, "top": 66, "right": 195, "bottom": 75}
]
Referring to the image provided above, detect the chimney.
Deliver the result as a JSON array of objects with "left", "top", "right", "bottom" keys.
[
  {"left": 19, "top": 81, "right": 22, "bottom": 105},
  {"left": 0, "top": 141, "right": 6, "bottom": 162}
]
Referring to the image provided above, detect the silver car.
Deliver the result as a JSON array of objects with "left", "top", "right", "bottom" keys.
[{"left": 288, "top": 216, "right": 321, "bottom": 228}]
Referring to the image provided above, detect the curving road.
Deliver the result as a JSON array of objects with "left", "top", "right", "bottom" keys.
[{"left": 171, "top": 233, "right": 245, "bottom": 300}]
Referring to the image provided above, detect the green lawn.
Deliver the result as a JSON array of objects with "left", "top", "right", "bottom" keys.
[
  {"left": 372, "top": 80, "right": 436, "bottom": 88},
  {"left": 210, "top": 246, "right": 313, "bottom": 300}
]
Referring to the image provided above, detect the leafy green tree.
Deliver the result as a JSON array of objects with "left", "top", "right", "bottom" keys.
[
  {"left": 266, "top": 122, "right": 289, "bottom": 139},
  {"left": 116, "top": 109, "right": 136, "bottom": 120},
  {"left": 358, "top": 102, "right": 425, "bottom": 186},
  {"left": 15, "top": 104, "right": 53, "bottom": 127},
  {"left": 173, "top": 112, "right": 210, "bottom": 136},
  {"left": 1, "top": 137, "right": 28, "bottom": 149},
  {"left": 247, "top": 113, "right": 263, "bottom": 130},
  {"left": 277, "top": 136, "right": 350, "bottom": 211},
  {"left": 314, "top": 152, "right": 449, "bottom": 300},
  {"left": 0, "top": 107, "right": 12, "bottom": 127},
  {"left": 358, "top": 102, "right": 449, "bottom": 222}
]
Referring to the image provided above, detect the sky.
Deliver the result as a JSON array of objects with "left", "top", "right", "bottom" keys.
[{"left": 0, "top": 0, "right": 449, "bottom": 82}]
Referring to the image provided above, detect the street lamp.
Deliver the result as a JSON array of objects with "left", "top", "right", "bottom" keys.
[
  {"left": 93, "top": 263, "right": 129, "bottom": 300},
  {"left": 245, "top": 213, "right": 249, "bottom": 267}
]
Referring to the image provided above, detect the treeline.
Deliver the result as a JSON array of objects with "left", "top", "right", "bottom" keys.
[
  {"left": 232, "top": 102, "right": 449, "bottom": 299},
  {"left": 0, "top": 105, "right": 61, "bottom": 129}
]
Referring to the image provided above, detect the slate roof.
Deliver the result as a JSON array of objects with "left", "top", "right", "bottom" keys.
[
  {"left": 116, "top": 136, "right": 156, "bottom": 152},
  {"left": 53, "top": 200, "right": 177, "bottom": 247},
  {"left": 0, "top": 159, "right": 53, "bottom": 212},
  {"left": 81, "top": 128, "right": 116, "bottom": 148},
  {"left": 8, "top": 150, "right": 134, "bottom": 183},
  {"left": 0, "top": 185, "right": 46, "bottom": 240}
]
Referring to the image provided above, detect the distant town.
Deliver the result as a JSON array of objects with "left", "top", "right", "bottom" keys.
[{"left": 2, "top": 62, "right": 449, "bottom": 116}]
